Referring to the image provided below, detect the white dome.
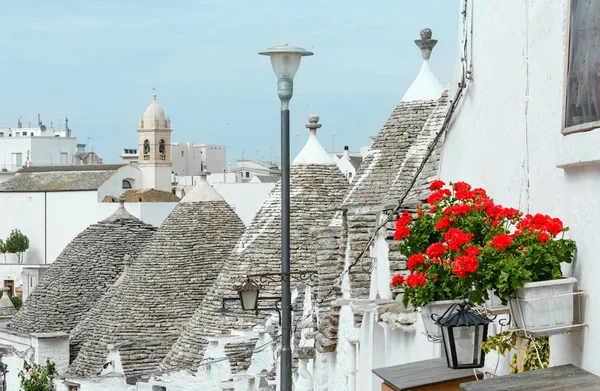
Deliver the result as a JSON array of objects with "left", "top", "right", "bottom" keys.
[{"left": 143, "top": 94, "right": 166, "bottom": 129}]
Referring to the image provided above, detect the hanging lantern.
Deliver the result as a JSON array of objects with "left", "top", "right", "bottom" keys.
[
  {"left": 435, "top": 302, "right": 492, "bottom": 369},
  {"left": 235, "top": 278, "right": 261, "bottom": 311}
]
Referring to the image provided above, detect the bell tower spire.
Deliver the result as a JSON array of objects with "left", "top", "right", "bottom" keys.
[{"left": 137, "top": 92, "right": 172, "bottom": 192}]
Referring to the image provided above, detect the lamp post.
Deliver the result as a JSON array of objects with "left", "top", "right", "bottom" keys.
[{"left": 259, "top": 44, "right": 312, "bottom": 391}]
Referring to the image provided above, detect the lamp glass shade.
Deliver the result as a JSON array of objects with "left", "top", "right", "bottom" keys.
[
  {"left": 259, "top": 44, "right": 313, "bottom": 81},
  {"left": 239, "top": 289, "right": 259, "bottom": 311},
  {"left": 269, "top": 53, "right": 302, "bottom": 80}
]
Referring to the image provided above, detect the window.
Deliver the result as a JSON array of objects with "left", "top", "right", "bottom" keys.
[
  {"left": 246, "top": 172, "right": 250, "bottom": 178},
  {"left": 181, "top": 150, "right": 184, "bottom": 157},
  {"left": 15, "top": 132, "right": 20, "bottom": 137},
  {"left": 22, "top": 132, "right": 27, "bottom": 136},
  {"left": 564, "top": 0, "right": 600, "bottom": 133},
  {"left": 4, "top": 281, "right": 14, "bottom": 296},
  {"left": 159, "top": 139, "right": 166, "bottom": 154},
  {"left": 11, "top": 153, "right": 22, "bottom": 168},
  {"left": 122, "top": 179, "right": 132, "bottom": 189},
  {"left": 0, "top": 132, "right": 3, "bottom": 137},
  {"left": 144, "top": 139, "right": 150, "bottom": 154}
]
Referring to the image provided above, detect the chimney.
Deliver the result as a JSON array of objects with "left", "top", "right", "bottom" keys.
[
  {"left": 223, "top": 168, "right": 226, "bottom": 183},
  {"left": 37, "top": 113, "right": 41, "bottom": 127},
  {"left": 343, "top": 145, "right": 349, "bottom": 159}
]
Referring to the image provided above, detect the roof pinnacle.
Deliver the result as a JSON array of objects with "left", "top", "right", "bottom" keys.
[{"left": 415, "top": 28, "right": 438, "bottom": 60}]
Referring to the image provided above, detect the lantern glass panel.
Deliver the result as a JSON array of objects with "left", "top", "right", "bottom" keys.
[
  {"left": 451, "top": 324, "right": 486, "bottom": 367},
  {"left": 239, "top": 289, "right": 259, "bottom": 311}
]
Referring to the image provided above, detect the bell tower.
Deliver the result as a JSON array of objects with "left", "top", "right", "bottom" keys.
[{"left": 137, "top": 93, "right": 172, "bottom": 192}]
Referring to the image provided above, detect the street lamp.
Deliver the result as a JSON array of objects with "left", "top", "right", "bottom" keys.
[
  {"left": 435, "top": 302, "right": 492, "bottom": 369},
  {"left": 259, "top": 44, "right": 312, "bottom": 391},
  {"left": 235, "top": 277, "right": 260, "bottom": 311}
]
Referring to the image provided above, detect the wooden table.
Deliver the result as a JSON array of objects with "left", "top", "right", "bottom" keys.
[
  {"left": 460, "top": 364, "right": 600, "bottom": 390},
  {"left": 373, "top": 358, "right": 480, "bottom": 391}
]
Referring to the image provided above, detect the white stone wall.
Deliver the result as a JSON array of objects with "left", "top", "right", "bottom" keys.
[
  {"left": 439, "top": 0, "right": 599, "bottom": 376},
  {"left": 0, "top": 191, "right": 175, "bottom": 288},
  {"left": 0, "top": 136, "right": 77, "bottom": 172}
]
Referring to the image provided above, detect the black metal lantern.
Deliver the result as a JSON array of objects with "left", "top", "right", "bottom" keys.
[
  {"left": 435, "top": 302, "right": 492, "bottom": 369},
  {"left": 235, "top": 278, "right": 261, "bottom": 311}
]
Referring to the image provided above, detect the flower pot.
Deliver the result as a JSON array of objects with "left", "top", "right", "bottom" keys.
[
  {"left": 510, "top": 277, "right": 577, "bottom": 336},
  {"left": 421, "top": 299, "right": 462, "bottom": 339}
]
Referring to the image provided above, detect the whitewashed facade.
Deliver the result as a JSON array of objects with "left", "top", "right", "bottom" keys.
[{"left": 438, "top": 0, "right": 600, "bottom": 376}]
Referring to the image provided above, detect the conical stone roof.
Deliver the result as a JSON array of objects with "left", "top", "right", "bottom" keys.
[
  {"left": 67, "top": 177, "right": 245, "bottom": 381},
  {"left": 159, "top": 116, "right": 348, "bottom": 374},
  {"left": 8, "top": 204, "right": 156, "bottom": 334}
]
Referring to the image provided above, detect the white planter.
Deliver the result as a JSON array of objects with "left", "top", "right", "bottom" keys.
[
  {"left": 421, "top": 299, "right": 462, "bottom": 339},
  {"left": 510, "top": 277, "right": 577, "bottom": 336}
]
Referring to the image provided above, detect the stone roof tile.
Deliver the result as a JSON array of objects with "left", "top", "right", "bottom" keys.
[
  {"left": 158, "top": 164, "right": 348, "bottom": 374},
  {"left": 67, "top": 191, "right": 245, "bottom": 381},
  {"left": 8, "top": 205, "right": 156, "bottom": 334}
]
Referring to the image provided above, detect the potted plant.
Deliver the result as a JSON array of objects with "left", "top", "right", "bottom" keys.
[
  {"left": 478, "top": 213, "right": 576, "bottom": 334},
  {"left": 391, "top": 180, "right": 503, "bottom": 337},
  {"left": 391, "top": 180, "right": 577, "bottom": 338}
]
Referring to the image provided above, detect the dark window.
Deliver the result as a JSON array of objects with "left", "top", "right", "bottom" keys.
[
  {"left": 246, "top": 172, "right": 250, "bottom": 178},
  {"left": 122, "top": 180, "right": 132, "bottom": 189},
  {"left": 144, "top": 139, "right": 150, "bottom": 154},
  {"left": 22, "top": 132, "right": 27, "bottom": 136},
  {"left": 181, "top": 150, "right": 184, "bottom": 157},
  {"left": 565, "top": 0, "right": 600, "bottom": 131},
  {"left": 159, "top": 139, "right": 166, "bottom": 154}
]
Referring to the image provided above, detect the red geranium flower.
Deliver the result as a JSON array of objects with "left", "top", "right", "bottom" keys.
[
  {"left": 463, "top": 246, "right": 481, "bottom": 256},
  {"left": 491, "top": 233, "right": 513, "bottom": 250},
  {"left": 407, "top": 253, "right": 425, "bottom": 271},
  {"left": 455, "top": 189, "right": 472, "bottom": 201},
  {"left": 430, "top": 206, "right": 437, "bottom": 213},
  {"left": 430, "top": 180, "right": 445, "bottom": 191},
  {"left": 436, "top": 216, "right": 452, "bottom": 231},
  {"left": 394, "top": 226, "right": 410, "bottom": 240},
  {"left": 396, "top": 210, "right": 413, "bottom": 228},
  {"left": 426, "top": 242, "right": 447, "bottom": 259},
  {"left": 427, "top": 189, "right": 452, "bottom": 205},
  {"left": 405, "top": 272, "right": 427, "bottom": 287},
  {"left": 391, "top": 274, "right": 405, "bottom": 287},
  {"left": 453, "top": 181, "right": 472, "bottom": 191},
  {"left": 444, "top": 228, "right": 474, "bottom": 251},
  {"left": 537, "top": 232, "right": 550, "bottom": 243},
  {"left": 546, "top": 218, "right": 563, "bottom": 236},
  {"left": 452, "top": 255, "right": 478, "bottom": 278}
]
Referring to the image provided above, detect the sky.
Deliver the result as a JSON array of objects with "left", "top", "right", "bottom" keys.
[{"left": 0, "top": 1, "right": 459, "bottom": 165}]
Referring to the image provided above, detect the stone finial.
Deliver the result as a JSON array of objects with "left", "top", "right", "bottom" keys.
[
  {"left": 199, "top": 171, "right": 211, "bottom": 182},
  {"left": 414, "top": 27, "right": 438, "bottom": 60},
  {"left": 305, "top": 114, "right": 322, "bottom": 135}
]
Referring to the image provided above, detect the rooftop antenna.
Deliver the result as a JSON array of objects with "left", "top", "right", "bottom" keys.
[
  {"left": 332, "top": 134, "right": 336, "bottom": 153},
  {"left": 87, "top": 137, "right": 94, "bottom": 153}
]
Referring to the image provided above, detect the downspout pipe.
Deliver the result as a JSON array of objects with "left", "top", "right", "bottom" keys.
[
  {"left": 298, "top": 359, "right": 313, "bottom": 391},
  {"left": 348, "top": 335, "right": 360, "bottom": 391}
]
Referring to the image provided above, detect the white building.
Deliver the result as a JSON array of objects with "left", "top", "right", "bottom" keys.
[
  {"left": 330, "top": 145, "right": 363, "bottom": 182},
  {"left": 437, "top": 0, "right": 600, "bottom": 378},
  {"left": 0, "top": 116, "right": 76, "bottom": 172},
  {"left": 233, "top": 160, "right": 280, "bottom": 182},
  {"left": 123, "top": 142, "right": 227, "bottom": 177},
  {"left": 0, "top": 164, "right": 177, "bottom": 289}
]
